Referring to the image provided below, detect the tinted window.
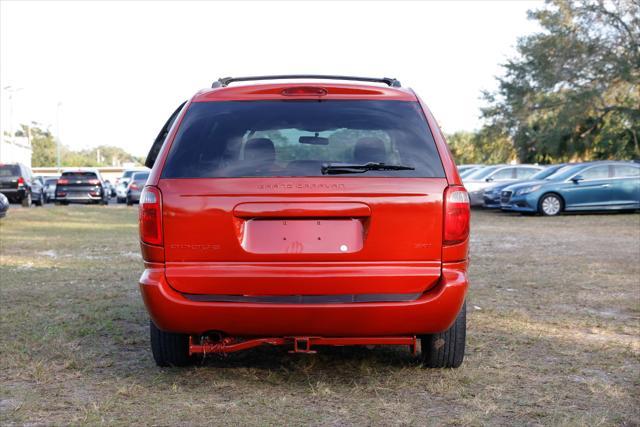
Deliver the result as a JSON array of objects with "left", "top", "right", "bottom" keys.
[
  {"left": 613, "top": 165, "right": 640, "bottom": 178},
  {"left": 45, "top": 179, "right": 58, "bottom": 185},
  {"left": 580, "top": 165, "right": 610, "bottom": 180},
  {"left": 132, "top": 172, "right": 149, "bottom": 182},
  {"left": 0, "top": 165, "right": 20, "bottom": 177},
  {"left": 162, "top": 101, "right": 445, "bottom": 178},
  {"left": 61, "top": 172, "right": 99, "bottom": 180}
]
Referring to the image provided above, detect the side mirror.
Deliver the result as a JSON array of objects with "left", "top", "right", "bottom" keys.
[
  {"left": 485, "top": 177, "right": 494, "bottom": 182},
  {"left": 571, "top": 175, "right": 584, "bottom": 183}
]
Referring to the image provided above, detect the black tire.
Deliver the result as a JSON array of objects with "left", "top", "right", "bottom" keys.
[
  {"left": 149, "top": 321, "right": 193, "bottom": 367},
  {"left": 117, "top": 197, "right": 125, "bottom": 204},
  {"left": 419, "top": 302, "right": 466, "bottom": 368},
  {"left": 126, "top": 197, "right": 133, "bottom": 206},
  {"left": 538, "top": 193, "right": 563, "bottom": 216},
  {"left": 21, "top": 192, "right": 32, "bottom": 208}
]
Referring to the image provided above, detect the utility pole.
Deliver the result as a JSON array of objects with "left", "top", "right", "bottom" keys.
[
  {"left": 3, "top": 86, "right": 23, "bottom": 137},
  {"left": 56, "top": 102, "right": 62, "bottom": 171}
]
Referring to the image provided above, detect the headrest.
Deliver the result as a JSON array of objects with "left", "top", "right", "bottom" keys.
[
  {"left": 244, "top": 138, "right": 275, "bottom": 163},
  {"left": 354, "top": 137, "right": 387, "bottom": 163}
]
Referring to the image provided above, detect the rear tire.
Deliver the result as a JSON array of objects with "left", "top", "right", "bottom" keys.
[
  {"left": 419, "top": 302, "right": 466, "bottom": 368},
  {"left": 150, "top": 321, "right": 193, "bottom": 367}
]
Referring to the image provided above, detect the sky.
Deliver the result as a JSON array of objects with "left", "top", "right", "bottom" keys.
[{"left": 0, "top": 0, "right": 542, "bottom": 157}]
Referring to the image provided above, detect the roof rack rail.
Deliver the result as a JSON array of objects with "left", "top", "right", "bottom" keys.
[{"left": 211, "top": 75, "right": 401, "bottom": 88}]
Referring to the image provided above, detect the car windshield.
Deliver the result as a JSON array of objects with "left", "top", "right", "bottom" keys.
[
  {"left": 162, "top": 100, "right": 445, "bottom": 178},
  {"left": 531, "top": 165, "right": 563, "bottom": 180},
  {"left": 547, "top": 164, "right": 584, "bottom": 180},
  {"left": 465, "top": 166, "right": 500, "bottom": 180}
]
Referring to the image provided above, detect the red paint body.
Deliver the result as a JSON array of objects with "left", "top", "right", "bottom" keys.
[{"left": 139, "top": 82, "right": 469, "bottom": 349}]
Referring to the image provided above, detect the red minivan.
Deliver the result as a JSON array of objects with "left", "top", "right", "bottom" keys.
[{"left": 139, "top": 75, "right": 470, "bottom": 368}]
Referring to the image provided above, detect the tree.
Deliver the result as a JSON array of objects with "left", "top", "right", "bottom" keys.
[
  {"left": 22, "top": 123, "right": 142, "bottom": 167},
  {"left": 482, "top": 0, "right": 640, "bottom": 163},
  {"left": 17, "top": 123, "right": 58, "bottom": 167},
  {"left": 447, "top": 130, "right": 516, "bottom": 164}
]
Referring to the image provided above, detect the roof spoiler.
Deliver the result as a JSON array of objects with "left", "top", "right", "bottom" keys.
[{"left": 212, "top": 75, "right": 401, "bottom": 88}]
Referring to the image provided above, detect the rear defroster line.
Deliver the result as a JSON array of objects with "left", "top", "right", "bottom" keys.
[{"left": 181, "top": 293, "right": 421, "bottom": 304}]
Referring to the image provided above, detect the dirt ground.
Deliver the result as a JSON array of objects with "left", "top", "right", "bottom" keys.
[{"left": 1, "top": 205, "right": 638, "bottom": 425}]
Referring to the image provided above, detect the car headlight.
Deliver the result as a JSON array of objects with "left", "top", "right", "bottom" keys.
[{"left": 515, "top": 185, "right": 541, "bottom": 196}]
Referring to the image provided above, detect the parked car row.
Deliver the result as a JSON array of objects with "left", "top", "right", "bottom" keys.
[
  {"left": 0, "top": 163, "right": 151, "bottom": 214},
  {"left": 460, "top": 161, "right": 640, "bottom": 216}
]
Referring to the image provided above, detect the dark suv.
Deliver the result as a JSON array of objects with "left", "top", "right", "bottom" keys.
[
  {"left": 55, "top": 169, "right": 110, "bottom": 205},
  {"left": 0, "top": 163, "right": 36, "bottom": 207}
]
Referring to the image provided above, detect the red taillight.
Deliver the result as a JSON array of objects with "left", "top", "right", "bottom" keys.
[
  {"left": 88, "top": 179, "right": 100, "bottom": 185},
  {"left": 57, "top": 178, "right": 69, "bottom": 185},
  {"left": 139, "top": 186, "right": 162, "bottom": 246},
  {"left": 443, "top": 186, "right": 470, "bottom": 246},
  {"left": 130, "top": 183, "right": 139, "bottom": 190},
  {"left": 17, "top": 177, "right": 24, "bottom": 186},
  {"left": 281, "top": 86, "right": 328, "bottom": 96}
]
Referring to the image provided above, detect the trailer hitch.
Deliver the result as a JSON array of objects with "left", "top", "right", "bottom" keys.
[{"left": 189, "top": 336, "right": 417, "bottom": 356}]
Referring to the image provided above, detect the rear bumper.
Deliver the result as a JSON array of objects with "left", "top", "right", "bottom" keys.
[
  {"left": 468, "top": 191, "right": 484, "bottom": 207},
  {"left": 127, "top": 190, "right": 141, "bottom": 202},
  {"left": 139, "top": 262, "right": 468, "bottom": 336},
  {"left": 483, "top": 194, "right": 501, "bottom": 208},
  {"left": 56, "top": 192, "right": 102, "bottom": 202},
  {"left": 0, "top": 189, "right": 25, "bottom": 199}
]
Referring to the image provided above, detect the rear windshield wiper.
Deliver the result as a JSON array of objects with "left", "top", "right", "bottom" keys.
[{"left": 321, "top": 162, "right": 415, "bottom": 175}]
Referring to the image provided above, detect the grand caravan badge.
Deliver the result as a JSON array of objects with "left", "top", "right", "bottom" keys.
[{"left": 257, "top": 183, "right": 346, "bottom": 191}]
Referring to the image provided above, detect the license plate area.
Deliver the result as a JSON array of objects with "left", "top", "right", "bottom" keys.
[{"left": 242, "top": 219, "right": 364, "bottom": 254}]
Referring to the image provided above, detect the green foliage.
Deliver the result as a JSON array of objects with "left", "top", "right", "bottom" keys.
[
  {"left": 481, "top": 0, "right": 640, "bottom": 163},
  {"left": 17, "top": 123, "right": 142, "bottom": 167},
  {"left": 446, "top": 130, "right": 516, "bottom": 164}
]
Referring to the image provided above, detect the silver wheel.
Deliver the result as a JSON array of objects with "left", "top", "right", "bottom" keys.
[{"left": 541, "top": 195, "right": 561, "bottom": 216}]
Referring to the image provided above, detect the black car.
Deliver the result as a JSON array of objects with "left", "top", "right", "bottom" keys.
[
  {"left": 0, "top": 193, "right": 9, "bottom": 218},
  {"left": 0, "top": 163, "right": 37, "bottom": 207},
  {"left": 55, "top": 169, "right": 110, "bottom": 205}
]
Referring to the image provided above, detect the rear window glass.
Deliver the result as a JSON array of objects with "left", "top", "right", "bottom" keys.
[
  {"left": 0, "top": 165, "right": 20, "bottom": 177},
  {"left": 61, "top": 172, "right": 98, "bottom": 180},
  {"left": 132, "top": 172, "right": 149, "bottom": 182},
  {"left": 161, "top": 101, "right": 445, "bottom": 178}
]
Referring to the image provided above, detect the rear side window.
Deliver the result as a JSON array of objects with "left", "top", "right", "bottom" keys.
[
  {"left": 161, "top": 101, "right": 445, "bottom": 178},
  {"left": 581, "top": 165, "right": 610, "bottom": 180},
  {"left": 0, "top": 165, "right": 20, "bottom": 177},
  {"left": 613, "top": 164, "right": 640, "bottom": 177},
  {"left": 132, "top": 172, "right": 150, "bottom": 182}
]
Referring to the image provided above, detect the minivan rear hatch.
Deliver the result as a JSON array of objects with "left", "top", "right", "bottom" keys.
[{"left": 158, "top": 99, "right": 448, "bottom": 297}]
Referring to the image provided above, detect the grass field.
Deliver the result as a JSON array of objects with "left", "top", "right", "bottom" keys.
[{"left": 1, "top": 205, "right": 639, "bottom": 425}]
